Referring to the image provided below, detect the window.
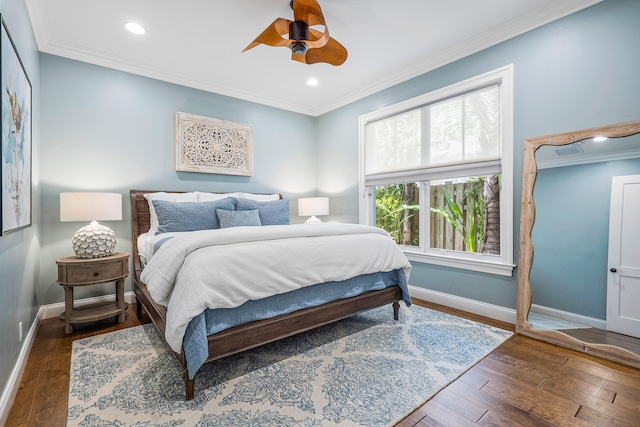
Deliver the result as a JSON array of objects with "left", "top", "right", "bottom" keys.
[{"left": 359, "top": 66, "right": 514, "bottom": 276}]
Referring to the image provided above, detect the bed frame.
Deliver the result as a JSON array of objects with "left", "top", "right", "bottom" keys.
[{"left": 130, "top": 190, "right": 402, "bottom": 400}]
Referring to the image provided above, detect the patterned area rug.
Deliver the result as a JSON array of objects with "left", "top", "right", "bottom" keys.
[{"left": 68, "top": 305, "right": 512, "bottom": 427}]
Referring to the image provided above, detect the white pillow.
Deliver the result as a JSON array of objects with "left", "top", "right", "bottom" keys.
[
  {"left": 143, "top": 192, "right": 198, "bottom": 234},
  {"left": 196, "top": 192, "right": 239, "bottom": 202},
  {"left": 196, "top": 192, "right": 280, "bottom": 202},
  {"left": 236, "top": 192, "right": 280, "bottom": 201},
  {"left": 137, "top": 232, "right": 150, "bottom": 266}
]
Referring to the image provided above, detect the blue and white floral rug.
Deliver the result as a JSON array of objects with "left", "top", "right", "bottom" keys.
[{"left": 68, "top": 305, "right": 512, "bottom": 427}]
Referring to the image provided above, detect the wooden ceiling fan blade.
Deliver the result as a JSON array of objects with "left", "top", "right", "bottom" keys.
[
  {"left": 305, "top": 24, "right": 329, "bottom": 49},
  {"left": 291, "top": 51, "right": 307, "bottom": 64},
  {"left": 292, "top": 0, "right": 326, "bottom": 27},
  {"left": 304, "top": 37, "right": 347, "bottom": 66},
  {"left": 242, "top": 18, "right": 292, "bottom": 52}
]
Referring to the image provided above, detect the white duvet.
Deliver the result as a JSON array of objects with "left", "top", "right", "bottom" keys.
[{"left": 141, "top": 222, "right": 412, "bottom": 353}]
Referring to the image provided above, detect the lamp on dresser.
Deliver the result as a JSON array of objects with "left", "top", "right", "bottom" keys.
[
  {"left": 298, "top": 197, "right": 329, "bottom": 224},
  {"left": 60, "top": 192, "right": 122, "bottom": 258}
]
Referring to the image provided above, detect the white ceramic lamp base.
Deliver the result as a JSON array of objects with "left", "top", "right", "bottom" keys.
[
  {"left": 304, "top": 216, "right": 323, "bottom": 224},
  {"left": 72, "top": 221, "right": 117, "bottom": 258}
]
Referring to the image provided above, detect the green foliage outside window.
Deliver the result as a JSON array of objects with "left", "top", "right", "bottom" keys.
[
  {"left": 375, "top": 183, "right": 419, "bottom": 246},
  {"left": 430, "top": 177, "right": 486, "bottom": 253}
]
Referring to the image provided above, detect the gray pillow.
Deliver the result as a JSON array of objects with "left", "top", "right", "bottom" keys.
[
  {"left": 235, "top": 198, "right": 290, "bottom": 225},
  {"left": 216, "top": 209, "right": 262, "bottom": 228},
  {"left": 153, "top": 198, "right": 236, "bottom": 234}
]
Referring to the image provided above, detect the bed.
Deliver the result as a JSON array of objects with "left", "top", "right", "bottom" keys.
[{"left": 130, "top": 190, "right": 412, "bottom": 400}]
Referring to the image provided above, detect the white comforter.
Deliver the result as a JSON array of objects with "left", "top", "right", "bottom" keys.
[{"left": 141, "top": 222, "right": 412, "bottom": 353}]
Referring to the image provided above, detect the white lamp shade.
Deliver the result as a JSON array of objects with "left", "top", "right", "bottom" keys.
[
  {"left": 60, "top": 192, "right": 122, "bottom": 222},
  {"left": 298, "top": 197, "right": 329, "bottom": 217}
]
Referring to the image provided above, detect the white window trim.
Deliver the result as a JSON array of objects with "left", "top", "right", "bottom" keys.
[{"left": 358, "top": 64, "right": 515, "bottom": 277}]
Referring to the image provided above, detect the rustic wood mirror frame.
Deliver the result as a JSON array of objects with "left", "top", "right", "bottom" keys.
[{"left": 517, "top": 119, "right": 640, "bottom": 368}]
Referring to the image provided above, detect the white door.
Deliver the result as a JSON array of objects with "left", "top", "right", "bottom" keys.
[{"left": 607, "top": 174, "right": 640, "bottom": 338}]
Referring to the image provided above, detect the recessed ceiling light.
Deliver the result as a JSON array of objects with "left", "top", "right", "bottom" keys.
[
  {"left": 306, "top": 78, "right": 319, "bottom": 86},
  {"left": 125, "top": 22, "right": 146, "bottom": 35},
  {"left": 593, "top": 136, "right": 608, "bottom": 142}
]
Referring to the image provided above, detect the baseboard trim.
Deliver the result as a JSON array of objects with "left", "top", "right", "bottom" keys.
[
  {"left": 0, "top": 292, "right": 138, "bottom": 424},
  {"left": 0, "top": 305, "right": 43, "bottom": 427},
  {"left": 409, "top": 285, "right": 516, "bottom": 324},
  {"left": 530, "top": 303, "right": 606, "bottom": 329}
]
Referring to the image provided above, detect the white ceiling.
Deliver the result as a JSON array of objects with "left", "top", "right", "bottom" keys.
[{"left": 25, "top": 0, "right": 601, "bottom": 116}]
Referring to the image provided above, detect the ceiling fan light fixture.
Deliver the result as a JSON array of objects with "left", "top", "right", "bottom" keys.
[{"left": 290, "top": 41, "right": 308, "bottom": 55}]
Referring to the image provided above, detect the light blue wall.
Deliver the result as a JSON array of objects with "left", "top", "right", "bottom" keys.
[
  {"left": 0, "top": 0, "right": 40, "bottom": 404},
  {"left": 532, "top": 158, "right": 640, "bottom": 319},
  {"left": 3, "top": 0, "right": 640, "bottom": 406},
  {"left": 316, "top": 0, "right": 640, "bottom": 309},
  {"left": 39, "top": 54, "right": 318, "bottom": 305}
]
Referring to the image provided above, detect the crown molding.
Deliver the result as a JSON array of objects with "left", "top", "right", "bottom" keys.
[
  {"left": 26, "top": 0, "right": 602, "bottom": 117},
  {"left": 39, "top": 38, "right": 317, "bottom": 116},
  {"left": 311, "top": 0, "right": 603, "bottom": 116}
]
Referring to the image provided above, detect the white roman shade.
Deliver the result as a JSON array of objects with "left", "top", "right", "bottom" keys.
[{"left": 364, "top": 84, "right": 501, "bottom": 185}]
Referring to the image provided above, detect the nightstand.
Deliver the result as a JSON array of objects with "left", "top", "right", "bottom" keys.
[{"left": 56, "top": 251, "right": 129, "bottom": 334}]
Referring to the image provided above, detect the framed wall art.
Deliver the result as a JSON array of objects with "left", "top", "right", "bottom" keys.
[
  {"left": 175, "top": 112, "right": 253, "bottom": 176},
  {"left": 1, "top": 16, "right": 32, "bottom": 235}
]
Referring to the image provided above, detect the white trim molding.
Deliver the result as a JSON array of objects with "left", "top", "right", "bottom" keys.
[
  {"left": 0, "top": 307, "right": 41, "bottom": 427},
  {"left": 409, "top": 285, "right": 516, "bottom": 325},
  {"left": 0, "top": 292, "right": 137, "bottom": 425},
  {"left": 25, "top": 0, "right": 602, "bottom": 117}
]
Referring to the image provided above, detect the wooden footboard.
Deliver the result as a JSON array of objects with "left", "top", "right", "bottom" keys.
[{"left": 134, "top": 277, "right": 401, "bottom": 400}]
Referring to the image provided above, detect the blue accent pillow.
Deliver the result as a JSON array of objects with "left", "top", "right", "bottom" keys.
[
  {"left": 152, "top": 198, "right": 236, "bottom": 234},
  {"left": 216, "top": 209, "right": 262, "bottom": 228},
  {"left": 235, "top": 198, "right": 290, "bottom": 225}
]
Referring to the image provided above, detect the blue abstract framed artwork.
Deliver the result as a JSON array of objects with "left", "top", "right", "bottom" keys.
[{"left": 1, "top": 16, "right": 31, "bottom": 235}]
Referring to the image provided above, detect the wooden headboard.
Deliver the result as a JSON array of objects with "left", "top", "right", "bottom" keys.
[
  {"left": 130, "top": 190, "right": 157, "bottom": 280},
  {"left": 129, "top": 190, "right": 284, "bottom": 280}
]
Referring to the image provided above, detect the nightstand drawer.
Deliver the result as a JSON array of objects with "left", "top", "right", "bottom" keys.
[
  {"left": 61, "top": 260, "right": 125, "bottom": 284},
  {"left": 56, "top": 252, "right": 130, "bottom": 285}
]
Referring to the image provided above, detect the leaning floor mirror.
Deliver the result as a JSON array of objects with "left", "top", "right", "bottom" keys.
[{"left": 517, "top": 119, "right": 640, "bottom": 369}]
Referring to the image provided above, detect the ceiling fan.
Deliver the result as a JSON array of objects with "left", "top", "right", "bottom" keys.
[{"left": 242, "top": 0, "right": 348, "bottom": 66}]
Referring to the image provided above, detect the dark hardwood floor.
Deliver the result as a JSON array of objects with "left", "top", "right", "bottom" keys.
[{"left": 6, "top": 299, "right": 640, "bottom": 426}]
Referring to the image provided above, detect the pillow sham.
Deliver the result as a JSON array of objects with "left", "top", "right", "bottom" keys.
[
  {"left": 235, "top": 198, "right": 290, "bottom": 225},
  {"left": 144, "top": 192, "right": 198, "bottom": 234},
  {"left": 153, "top": 198, "right": 236, "bottom": 234},
  {"left": 216, "top": 209, "right": 262, "bottom": 228}
]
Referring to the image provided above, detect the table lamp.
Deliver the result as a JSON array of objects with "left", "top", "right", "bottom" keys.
[
  {"left": 298, "top": 197, "right": 329, "bottom": 224},
  {"left": 60, "top": 192, "right": 122, "bottom": 258}
]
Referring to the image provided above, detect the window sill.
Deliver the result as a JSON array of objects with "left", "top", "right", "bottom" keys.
[{"left": 403, "top": 250, "right": 515, "bottom": 277}]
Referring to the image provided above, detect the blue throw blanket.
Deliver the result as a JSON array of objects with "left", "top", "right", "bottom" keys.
[{"left": 182, "top": 269, "right": 410, "bottom": 378}]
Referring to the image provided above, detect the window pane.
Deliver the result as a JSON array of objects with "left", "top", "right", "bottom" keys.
[
  {"left": 375, "top": 183, "right": 420, "bottom": 246},
  {"left": 429, "top": 175, "right": 501, "bottom": 254}
]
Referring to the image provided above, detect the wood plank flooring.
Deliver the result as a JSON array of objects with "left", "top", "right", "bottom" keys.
[{"left": 6, "top": 299, "right": 640, "bottom": 426}]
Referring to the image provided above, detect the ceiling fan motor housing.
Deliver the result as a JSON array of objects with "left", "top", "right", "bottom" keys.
[{"left": 289, "top": 20, "right": 309, "bottom": 55}]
